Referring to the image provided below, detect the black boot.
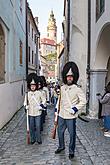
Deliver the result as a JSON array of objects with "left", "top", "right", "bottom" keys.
[
  {"left": 30, "top": 141, "right": 35, "bottom": 145},
  {"left": 69, "top": 154, "right": 74, "bottom": 159},
  {"left": 55, "top": 148, "right": 65, "bottom": 154}
]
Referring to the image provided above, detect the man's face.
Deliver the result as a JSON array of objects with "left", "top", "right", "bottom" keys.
[
  {"left": 30, "top": 84, "right": 37, "bottom": 91},
  {"left": 66, "top": 75, "right": 74, "bottom": 85}
]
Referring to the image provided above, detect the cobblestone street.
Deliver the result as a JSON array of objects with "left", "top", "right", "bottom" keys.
[{"left": 0, "top": 106, "right": 110, "bottom": 165}]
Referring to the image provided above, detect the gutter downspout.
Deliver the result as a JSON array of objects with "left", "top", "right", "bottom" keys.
[
  {"left": 67, "top": 0, "right": 70, "bottom": 61},
  {"left": 86, "top": 0, "right": 91, "bottom": 114},
  {"left": 26, "top": 0, "right": 28, "bottom": 77}
]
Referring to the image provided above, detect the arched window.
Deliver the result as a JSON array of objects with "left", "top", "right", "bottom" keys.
[{"left": 0, "top": 24, "right": 5, "bottom": 82}]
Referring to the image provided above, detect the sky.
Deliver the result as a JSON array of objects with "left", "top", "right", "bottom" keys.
[{"left": 28, "top": 0, "right": 64, "bottom": 42}]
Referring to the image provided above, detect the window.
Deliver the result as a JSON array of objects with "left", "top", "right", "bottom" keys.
[
  {"left": 32, "top": 28, "right": 33, "bottom": 40},
  {"left": 32, "top": 50, "right": 34, "bottom": 64},
  {"left": 28, "top": 21, "right": 30, "bottom": 33},
  {"left": 28, "top": 46, "right": 30, "bottom": 63},
  {"left": 96, "top": 0, "right": 105, "bottom": 21},
  {"left": 19, "top": 40, "right": 23, "bottom": 65},
  {"left": 34, "top": 34, "right": 36, "bottom": 43},
  {"left": 0, "top": 24, "right": 5, "bottom": 82}
]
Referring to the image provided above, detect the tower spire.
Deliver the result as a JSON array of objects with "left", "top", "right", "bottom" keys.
[{"left": 47, "top": 10, "right": 57, "bottom": 43}]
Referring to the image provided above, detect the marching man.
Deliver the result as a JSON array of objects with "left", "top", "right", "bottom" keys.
[
  {"left": 54, "top": 62, "right": 86, "bottom": 159},
  {"left": 24, "top": 73, "right": 46, "bottom": 144}
]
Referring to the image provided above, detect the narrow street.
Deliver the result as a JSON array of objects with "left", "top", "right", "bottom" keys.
[{"left": 0, "top": 105, "right": 110, "bottom": 165}]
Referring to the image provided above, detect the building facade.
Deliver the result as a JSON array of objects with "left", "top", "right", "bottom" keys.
[
  {"left": 57, "top": 40, "right": 64, "bottom": 81},
  {"left": 0, "top": 0, "right": 26, "bottom": 128},
  {"left": 27, "top": 4, "right": 40, "bottom": 74},
  {"left": 63, "top": 0, "right": 110, "bottom": 118}
]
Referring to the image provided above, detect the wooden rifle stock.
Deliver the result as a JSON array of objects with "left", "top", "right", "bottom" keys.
[
  {"left": 26, "top": 92, "right": 30, "bottom": 144},
  {"left": 52, "top": 124, "right": 57, "bottom": 139},
  {"left": 51, "top": 91, "right": 61, "bottom": 139},
  {"left": 51, "top": 121, "right": 57, "bottom": 139}
]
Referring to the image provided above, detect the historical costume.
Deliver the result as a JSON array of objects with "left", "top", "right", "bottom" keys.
[
  {"left": 24, "top": 73, "right": 46, "bottom": 144},
  {"left": 37, "top": 76, "right": 47, "bottom": 131},
  {"left": 55, "top": 61, "right": 86, "bottom": 159},
  {"left": 41, "top": 76, "right": 50, "bottom": 117}
]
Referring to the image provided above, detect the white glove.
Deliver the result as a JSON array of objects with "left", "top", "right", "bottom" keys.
[
  {"left": 46, "top": 101, "right": 50, "bottom": 105},
  {"left": 70, "top": 109, "right": 75, "bottom": 115},
  {"left": 54, "top": 112, "right": 58, "bottom": 122},
  {"left": 25, "top": 105, "right": 29, "bottom": 110},
  {"left": 38, "top": 106, "right": 43, "bottom": 110},
  {"left": 70, "top": 107, "right": 78, "bottom": 115},
  {"left": 97, "top": 95, "right": 102, "bottom": 100}
]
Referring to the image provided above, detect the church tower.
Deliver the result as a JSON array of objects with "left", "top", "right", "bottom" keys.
[{"left": 47, "top": 10, "right": 57, "bottom": 43}]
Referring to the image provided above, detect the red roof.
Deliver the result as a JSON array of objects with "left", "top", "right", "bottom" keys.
[{"left": 41, "top": 38, "right": 56, "bottom": 46}]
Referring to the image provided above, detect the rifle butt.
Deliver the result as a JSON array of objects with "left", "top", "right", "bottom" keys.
[
  {"left": 27, "top": 130, "right": 30, "bottom": 144},
  {"left": 51, "top": 125, "right": 57, "bottom": 139}
]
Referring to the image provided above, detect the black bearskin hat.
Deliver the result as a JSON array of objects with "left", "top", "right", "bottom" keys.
[
  {"left": 40, "top": 76, "right": 47, "bottom": 87},
  {"left": 26, "top": 73, "right": 38, "bottom": 90},
  {"left": 62, "top": 61, "right": 79, "bottom": 84},
  {"left": 105, "top": 82, "right": 110, "bottom": 93},
  {"left": 37, "top": 76, "right": 44, "bottom": 89}
]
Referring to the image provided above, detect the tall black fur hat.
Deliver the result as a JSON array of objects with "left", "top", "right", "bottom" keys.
[
  {"left": 26, "top": 73, "right": 38, "bottom": 89},
  {"left": 37, "top": 76, "right": 44, "bottom": 89},
  {"left": 40, "top": 76, "right": 47, "bottom": 87},
  {"left": 62, "top": 61, "right": 79, "bottom": 84}
]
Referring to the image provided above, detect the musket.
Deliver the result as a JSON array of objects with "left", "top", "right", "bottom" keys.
[
  {"left": 51, "top": 92, "right": 61, "bottom": 139},
  {"left": 26, "top": 91, "right": 30, "bottom": 144}
]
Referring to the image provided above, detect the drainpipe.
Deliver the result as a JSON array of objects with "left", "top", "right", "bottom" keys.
[
  {"left": 67, "top": 0, "right": 70, "bottom": 61},
  {"left": 86, "top": 0, "right": 91, "bottom": 114},
  {"left": 26, "top": 0, "right": 28, "bottom": 77}
]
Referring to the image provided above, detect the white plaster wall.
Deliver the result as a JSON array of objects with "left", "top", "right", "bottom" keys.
[
  {"left": 88, "top": 0, "right": 110, "bottom": 117},
  {"left": 0, "top": 81, "right": 24, "bottom": 129},
  {"left": 95, "top": 26, "right": 110, "bottom": 69},
  {"left": 89, "top": 70, "right": 107, "bottom": 118},
  {"left": 69, "top": 0, "right": 88, "bottom": 91},
  {"left": 0, "top": 0, "right": 26, "bottom": 128},
  {"left": 91, "top": 0, "right": 110, "bottom": 69},
  {"left": 28, "top": 17, "right": 37, "bottom": 66}
]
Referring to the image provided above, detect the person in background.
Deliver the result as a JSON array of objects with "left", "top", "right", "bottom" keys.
[
  {"left": 54, "top": 62, "right": 86, "bottom": 159},
  {"left": 37, "top": 76, "right": 47, "bottom": 131},
  {"left": 41, "top": 76, "right": 50, "bottom": 126},
  {"left": 97, "top": 82, "right": 110, "bottom": 137},
  {"left": 41, "top": 76, "right": 50, "bottom": 106},
  {"left": 53, "top": 85, "right": 60, "bottom": 106}
]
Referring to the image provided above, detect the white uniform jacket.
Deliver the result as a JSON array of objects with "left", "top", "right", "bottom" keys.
[
  {"left": 43, "top": 87, "right": 49, "bottom": 102},
  {"left": 24, "top": 90, "right": 46, "bottom": 117},
  {"left": 56, "top": 84, "right": 86, "bottom": 119}
]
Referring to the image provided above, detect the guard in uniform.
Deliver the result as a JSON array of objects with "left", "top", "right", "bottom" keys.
[
  {"left": 24, "top": 73, "right": 46, "bottom": 144},
  {"left": 55, "top": 62, "right": 86, "bottom": 159}
]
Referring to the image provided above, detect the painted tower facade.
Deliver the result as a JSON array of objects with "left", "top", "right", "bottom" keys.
[{"left": 47, "top": 10, "right": 57, "bottom": 43}]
